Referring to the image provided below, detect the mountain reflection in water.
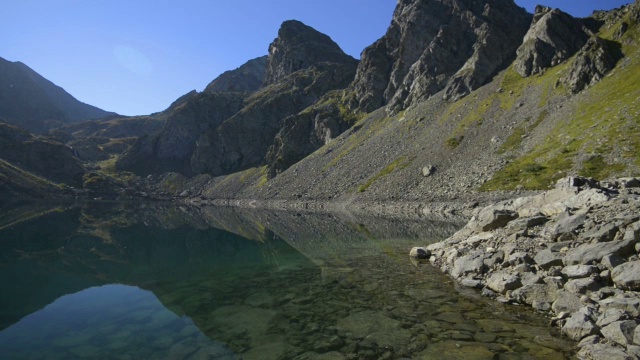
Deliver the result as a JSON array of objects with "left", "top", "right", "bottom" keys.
[{"left": 0, "top": 201, "right": 575, "bottom": 359}]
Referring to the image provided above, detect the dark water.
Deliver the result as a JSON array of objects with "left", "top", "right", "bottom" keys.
[{"left": 0, "top": 202, "right": 575, "bottom": 359}]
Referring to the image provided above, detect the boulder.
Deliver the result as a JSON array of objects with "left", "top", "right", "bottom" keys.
[
  {"left": 548, "top": 213, "right": 586, "bottom": 241},
  {"left": 599, "top": 296, "right": 640, "bottom": 317},
  {"left": 477, "top": 207, "right": 519, "bottom": 232},
  {"left": 582, "top": 223, "right": 620, "bottom": 243},
  {"left": 552, "top": 291, "right": 583, "bottom": 315},
  {"left": 564, "top": 278, "right": 602, "bottom": 294},
  {"left": 562, "top": 307, "right": 600, "bottom": 341},
  {"left": 597, "top": 308, "right": 631, "bottom": 328},
  {"left": 421, "top": 165, "right": 436, "bottom": 177},
  {"left": 451, "top": 250, "right": 487, "bottom": 279},
  {"left": 561, "top": 265, "right": 599, "bottom": 279},
  {"left": 563, "top": 237, "right": 638, "bottom": 265},
  {"left": 578, "top": 343, "right": 634, "bottom": 360},
  {"left": 410, "top": 247, "right": 431, "bottom": 260},
  {"left": 612, "top": 261, "right": 640, "bottom": 291},
  {"left": 600, "top": 320, "right": 638, "bottom": 346},
  {"left": 486, "top": 272, "right": 522, "bottom": 294},
  {"left": 534, "top": 249, "right": 564, "bottom": 269}
]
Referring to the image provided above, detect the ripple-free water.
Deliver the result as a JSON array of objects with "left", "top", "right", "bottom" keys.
[{"left": 0, "top": 202, "right": 575, "bottom": 359}]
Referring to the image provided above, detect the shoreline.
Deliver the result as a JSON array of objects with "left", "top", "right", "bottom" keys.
[{"left": 412, "top": 176, "right": 640, "bottom": 359}]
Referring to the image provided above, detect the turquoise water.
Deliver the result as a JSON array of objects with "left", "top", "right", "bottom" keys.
[{"left": 0, "top": 202, "right": 575, "bottom": 359}]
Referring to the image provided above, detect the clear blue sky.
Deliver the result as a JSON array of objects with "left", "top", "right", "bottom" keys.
[{"left": 1, "top": 0, "right": 632, "bottom": 116}]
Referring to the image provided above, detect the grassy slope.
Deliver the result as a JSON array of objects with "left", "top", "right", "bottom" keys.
[{"left": 482, "top": 16, "right": 640, "bottom": 190}]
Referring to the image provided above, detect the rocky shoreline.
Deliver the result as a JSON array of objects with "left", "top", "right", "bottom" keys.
[{"left": 412, "top": 176, "right": 640, "bottom": 359}]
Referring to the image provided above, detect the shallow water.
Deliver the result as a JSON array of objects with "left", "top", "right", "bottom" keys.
[{"left": 0, "top": 202, "right": 575, "bottom": 359}]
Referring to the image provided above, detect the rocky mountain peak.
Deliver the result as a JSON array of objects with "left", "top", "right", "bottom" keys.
[
  {"left": 514, "top": 7, "right": 590, "bottom": 77},
  {"left": 349, "top": 0, "right": 531, "bottom": 113},
  {"left": 263, "top": 20, "right": 357, "bottom": 86}
]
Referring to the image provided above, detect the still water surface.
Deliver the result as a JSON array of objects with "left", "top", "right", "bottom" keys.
[{"left": 0, "top": 202, "right": 575, "bottom": 359}]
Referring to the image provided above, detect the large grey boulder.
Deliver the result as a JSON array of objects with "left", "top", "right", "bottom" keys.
[
  {"left": 612, "top": 261, "right": 640, "bottom": 291},
  {"left": 534, "top": 249, "right": 564, "bottom": 269},
  {"left": 547, "top": 213, "right": 586, "bottom": 241},
  {"left": 486, "top": 272, "right": 522, "bottom": 294},
  {"left": 578, "top": 343, "right": 634, "bottom": 360},
  {"left": 600, "top": 320, "right": 638, "bottom": 346},
  {"left": 477, "top": 207, "right": 519, "bottom": 232},
  {"left": 514, "top": 6, "right": 590, "bottom": 77},
  {"left": 563, "top": 237, "right": 638, "bottom": 265},
  {"left": 451, "top": 250, "right": 487, "bottom": 279},
  {"left": 561, "top": 265, "right": 599, "bottom": 279},
  {"left": 552, "top": 291, "right": 583, "bottom": 314},
  {"left": 562, "top": 307, "right": 600, "bottom": 341}
]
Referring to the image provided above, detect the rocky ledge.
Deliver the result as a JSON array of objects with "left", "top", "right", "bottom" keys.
[{"left": 412, "top": 176, "right": 640, "bottom": 359}]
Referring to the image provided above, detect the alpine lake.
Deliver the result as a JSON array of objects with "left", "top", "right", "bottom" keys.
[{"left": 0, "top": 201, "right": 576, "bottom": 359}]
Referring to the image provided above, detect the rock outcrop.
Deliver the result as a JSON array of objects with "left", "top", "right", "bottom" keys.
[
  {"left": 560, "top": 36, "right": 623, "bottom": 93},
  {"left": 204, "top": 56, "right": 268, "bottom": 93},
  {"left": 514, "top": 6, "right": 590, "bottom": 77},
  {"left": 349, "top": 0, "right": 531, "bottom": 112},
  {"left": 419, "top": 177, "right": 640, "bottom": 359},
  {"left": 0, "top": 57, "right": 115, "bottom": 133}
]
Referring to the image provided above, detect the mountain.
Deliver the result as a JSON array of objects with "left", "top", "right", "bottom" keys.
[
  {"left": 117, "top": 20, "right": 358, "bottom": 177},
  {"left": 0, "top": 57, "right": 116, "bottom": 133},
  {"left": 205, "top": 56, "right": 268, "bottom": 93},
  {"left": 136, "top": 0, "right": 639, "bottom": 206}
]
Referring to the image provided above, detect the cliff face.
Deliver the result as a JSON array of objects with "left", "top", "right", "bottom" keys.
[
  {"left": 349, "top": 0, "right": 531, "bottom": 113},
  {"left": 0, "top": 57, "right": 115, "bottom": 133}
]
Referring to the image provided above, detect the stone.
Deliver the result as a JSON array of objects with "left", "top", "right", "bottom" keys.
[
  {"left": 544, "top": 276, "right": 565, "bottom": 289},
  {"left": 600, "top": 320, "right": 638, "bottom": 346},
  {"left": 582, "top": 223, "right": 620, "bottom": 243},
  {"left": 599, "top": 296, "right": 640, "bottom": 317},
  {"left": 460, "top": 278, "right": 483, "bottom": 289},
  {"left": 564, "top": 278, "right": 601, "bottom": 294},
  {"left": 561, "top": 265, "right": 599, "bottom": 279},
  {"left": 563, "top": 311, "right": 599, "bottom": 341},
  {"left": 421, "top": 165, "right": 436, "bottom": 177},
  {"left": 508, "top": 252, "right": 534, "bottom": 266},
  {"left": 577, "top": 335, "right": 600, "bottom": 348},
  {"left": 624, "top": 221, "right": 640, "bottom": 242},
  {"left": 410, "top": 247, "right": 431, "bottom": 259},
  {"left": 486, "top": 272, "right": 522, "bottom": 294},
  {"left": 563, "top": 237, "right": 638, "bottom": 265},
  {"left": 634, "top": 324, "right": 640, "bottom": 345},
  {"left": 511, "top": 284, "right": 557, "bottom": 308},
  {"left": 534, "top": 249, "right": 564, "bottom": 269},
  {"left": 578, "top": 343, "right": 634, "bottom": 360},
  {"left": 552, "top": 291, "right": 583, "bottom": 315},
  {"left": 478, "top": 207, "right": 519, "bottom": 232},
  {"left": 602, "top": 254, "right": 625, "bottom": 271},
  {"left": 597, "top": 308, "right": 631, "bottom": 328},
  {"left": 505, "top": 216, "right": 548, "bottom": 232},
  {"left": 620, "top": 178, "right": 640, "bottom": 189},
  {"left": 548, "top": 213, "right": 586, "bottom": 241},
  {"left": 612, "top": 261, "right": 640, "bottom": 290},
  {"left": 483, "top": 250, "right": 504, "bottom": 268},
  {"left": 451, "top": 250, "right": 487, "bottom": 279}
]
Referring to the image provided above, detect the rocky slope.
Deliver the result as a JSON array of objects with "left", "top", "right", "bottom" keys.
[
  {"left": 0, "top": 57, "right": 115, "bottom": 133},
  {"left": 414, "top": 176, "right": 640, "bottom": 359}
]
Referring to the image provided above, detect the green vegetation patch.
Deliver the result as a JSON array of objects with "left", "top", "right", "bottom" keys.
[
  {"left": 357, "top": 156, "right": 413, "bottom": 192},
  {"left": 579, "top": 154, "right": 627, "bottom": 179},
  {"left": 445, "top": 135, "right": 464, "bottom": 149},
  {"left": 483, "top": 18, "right": 640, "bottom": 190}
]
